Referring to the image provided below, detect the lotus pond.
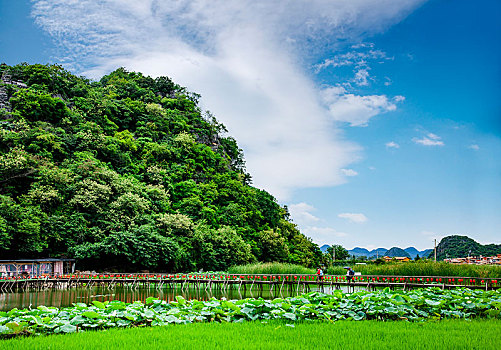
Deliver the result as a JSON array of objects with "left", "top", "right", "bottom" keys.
[
  {"left": 1, "top": 287, "right": 500, "bottom": 338},
  {"left": 0, "top": 284, "right": 308, "bottom": 311}
]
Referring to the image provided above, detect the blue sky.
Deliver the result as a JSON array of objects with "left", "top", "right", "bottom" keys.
[{"left": 1, "top": 0, "right": 499, "bottom": 250}]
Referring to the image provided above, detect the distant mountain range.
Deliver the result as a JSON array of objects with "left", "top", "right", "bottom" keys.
[
  {"left": 319, "top": 245, "right": 432, "bottom": 259},
  {"left": 320, "top": 235, "right": 501, "bottom": 261}
]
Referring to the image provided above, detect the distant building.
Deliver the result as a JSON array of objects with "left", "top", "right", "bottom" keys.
[
  {"left": 0, "top": 259, "right": 75, "bottom": 277},
  {"left": 443, "top": 254, "right": 501, "bottom": 265},
  {"left": 382, "top": 256, "right": 411, "bottom": 262}
]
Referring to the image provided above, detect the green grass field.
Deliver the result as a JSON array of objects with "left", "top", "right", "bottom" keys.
[{"left": 2, "top": 319, "right": 500, "bottom": 350}]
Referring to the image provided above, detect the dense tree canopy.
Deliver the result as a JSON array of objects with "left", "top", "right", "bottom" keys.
[
  {"left": 326, "top": 245, "right": 349, "bottom": 261},
  {"left": 0, "top": 63, "right": 322, "bottom": 271}
]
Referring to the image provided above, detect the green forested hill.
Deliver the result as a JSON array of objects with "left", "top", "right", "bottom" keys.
[
  {"left": 434, "top": 235, "right": 501, "bottom": 260},
  {"left": 384, "top": 247, "right": 410, "bottom": 258},
  {"left": 0, "top": 63, "right": 322, "bottom": 271}
]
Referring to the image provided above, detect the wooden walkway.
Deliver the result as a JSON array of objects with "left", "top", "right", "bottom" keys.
[{"left": 0, "top": 273, "right": 499, "bottom": 293}]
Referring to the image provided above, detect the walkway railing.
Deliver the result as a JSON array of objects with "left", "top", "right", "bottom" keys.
[{"left": 0, "top": 272, "right": 499, "bottom": 291}]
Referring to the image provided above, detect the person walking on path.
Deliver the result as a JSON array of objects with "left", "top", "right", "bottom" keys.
[
  {"left": 316, "top": 267, "right": 324, "bottom": 281},
  {"left": 344, "top": 266, "right": 355, "bottom": 283}
]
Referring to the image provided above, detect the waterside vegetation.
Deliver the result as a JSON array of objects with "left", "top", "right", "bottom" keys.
[
  {"left": 228, "top": 262, "right": 315, "bottom": 275},
  {"left": 327, "top": 261, "right": 501, "bottom": 278},
  {"left": 1, "top": 288, "right": 500, "bottom": 339},
  {"left": 231, "top": 261, "right": 501, "bottom": 278}
]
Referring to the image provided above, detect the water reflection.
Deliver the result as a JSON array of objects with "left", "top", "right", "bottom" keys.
[{"left": 0, "top": 285, "right": 353, "bottom": 311}]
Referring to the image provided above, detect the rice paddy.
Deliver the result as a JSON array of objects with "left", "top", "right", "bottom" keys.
[{"left": 2, "top": 319, "right": 500, "bottom": 349}]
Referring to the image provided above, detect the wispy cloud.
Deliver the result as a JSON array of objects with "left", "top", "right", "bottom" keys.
[
  {"left": 385, "top": 141, "right": 400, "bottom": 149},
  {"left": 341, "top": 169, "right": 358, "bottom": 177},
  {"left": 413, "top": 133, "right": 445, "bottom": 146},
  {"left": 315, "top": 46, "right": 391, "bottom": 73},
  {"left": 338, "top": 213, "right": 368, "bottom": 223},
  {"left": 289, "top": 202, "right": 348, "bottom": 244},
  {"left": 302, "top": 226, "right": 348, "bottom": 246},
  {"left": 305, "top": 227, "right": 348, "bottom": 238},
  {"left": 468, "top": 144, "right": 480, "bottom": 150},
  {"left": 31, "top": 0, "right": 425, "bottom": 199},
  {"left": 315, "top": 41, "right": 397, "bottom": 90}
]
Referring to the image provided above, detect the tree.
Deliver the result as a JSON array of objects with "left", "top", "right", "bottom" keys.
[
  {"left": 10, "top": 89, "right": 71, "bottom": 124},
  {"left": 326, "top": 245, "right": 349, "bottom": 261},
  {"left": 256, "top": 229, "right": 289, "bottom": 262},
  {"left": 191, "top": 225, "right": 254, "bottom": 271},
  {"left": 71, "top": 224, "right": 180, "bottom": 271},
  {"left": 0, "top": 195, "right": 48, "bottom": 255}
]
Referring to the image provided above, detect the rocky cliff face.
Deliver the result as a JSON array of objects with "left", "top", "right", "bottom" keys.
[{"left": 0, "top": 70, "right": 28, "bottom": 113}]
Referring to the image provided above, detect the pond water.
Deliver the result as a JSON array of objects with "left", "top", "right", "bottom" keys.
[{"left": 0, "top": 285, "right": 354, "bottom": 311}]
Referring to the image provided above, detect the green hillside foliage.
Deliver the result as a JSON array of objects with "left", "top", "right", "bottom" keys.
[
  {"left": 435, "top": 235, "right": 501, "bottom": 260},
  {"left": 0, "top": 63, "right": 322, "bottom": 271}
]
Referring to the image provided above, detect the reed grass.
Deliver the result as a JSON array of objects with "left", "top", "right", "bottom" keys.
[
  {"left": 327, "top": 261, "right": 501, "bottom": 278},
  {"left": 3, "top": 319, "right": 500, "bottom": 350},
  {"left": 229, "top": 261, "right": 501, "bottom": 278},
  {"left": 228, "top": 262, "right": 316, "bottom": 275}
]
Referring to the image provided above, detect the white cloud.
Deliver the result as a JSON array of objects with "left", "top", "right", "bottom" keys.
[
  {"left": 468, "top": 144, "right": 480, "bottom": 150},
  {"left": 414, "top": 138, "right": 443, "bottom": 146},
  {"left": 306, "top": 227, "right": 348, "bottom": 238},
  {"left": 321, "top": 86, "right": 401, "bottom": 127},
  {"left": 351, "top": 43, "right": 375, "bottom": 49},
  {"left": 315, "top": 42, "right": 397, "bottom": 89},
  {"left": 288, "top": 202, "right": 320, "bottom": 226},
  {"left": 315, "top": 46, "right": 390, "bottom": 72},
  {"left": 302, "top": 227, "right": 348, "bottom": 246},
  {"left": 341, "top": 168, "right": 358, "bottom": 177},
  {"left": 289, "top": 203, "right": 348, "bottom": 245},
  {"left": 354, "top": 68, "right": 370, "bottom": 86},
  {"left": 31, "top": 0, "right": 425, "bottom": 199},
  {"left": 338, "top": 213, "right": 368, "bottom": 223},
  {"left": 413, "top": 133, "right": 445, "bottom": 146},
  {"left": 385, "top": 141, "right": 400, "bottom": 149}
]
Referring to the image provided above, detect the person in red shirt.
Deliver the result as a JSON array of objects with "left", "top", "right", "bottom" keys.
[{"left": 316, "top": 267, "right": 324, "bottom": 281}]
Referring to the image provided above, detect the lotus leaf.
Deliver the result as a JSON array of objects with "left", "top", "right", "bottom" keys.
[{"left": 82, "top": 311, "right": 102, "bottom": 319}]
